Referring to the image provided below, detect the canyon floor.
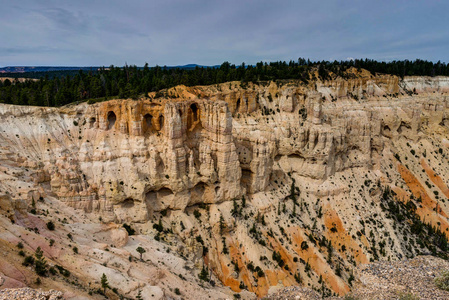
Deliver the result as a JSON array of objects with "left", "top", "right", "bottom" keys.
[{"left": 1, "top": 70, "right": 449, "bottom": 299}]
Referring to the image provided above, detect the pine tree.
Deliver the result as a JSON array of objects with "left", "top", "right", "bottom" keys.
[
  {"left": 219, "top": 214, "right": 226, "bottom": 235},
  {"left": 136, "top": 247, "right": 146, "bottom": 261},
  {"left": 199, "top": 265, "right": 209, "bottom": 281},
  {"left": 34, "top": 247, "right": 47, "bottom": 276},
  {"left": 231, "top": 199, "right": 239, "bottom": 217},
  {"left": 101, "top": 273, "right": 109, "bottom": 294}
]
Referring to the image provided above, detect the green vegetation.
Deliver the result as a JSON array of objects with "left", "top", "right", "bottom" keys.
[
  {"left": 219, "top": 214, "right": 226, "bottom": 234},
  {"left": 397, "top": 291, "right": 420, "bottom": 300},
  {"left": 272, "top": 251, "right": 285, "bottom": 267},
  {"left": 198, "top": 265, "right": 209, "bottom": 281},
  {"left": 46, "top": 221, "right": 55, "bottom": 231},
  {"left": 136, "top": 246, "right": 146, "bottom": 261},
  {"left": 381, "top": 186, "right": 449, "bottom": 258},
  {"left": 34, "top": 247, "right": 47, "bottom": 276},
  {"left": 22, "top": 255, "right": 34, "bottom": 267},
  {"left": 136, "top": 290, "right": 143, "bottom": 300},
  {"left": 122, "top": 223, "right": 135, "bottom": 235},
  {"left": 153, "top": 219, "right": 164, "bottom": 232},
  {"left": 55, "top": 265, "right": 70, "bottom": 277},
  {"left": 193, "top": 209, "right": 201, "bottom": 220},
  {"left": 435, "top": 270, "right": 449, "bottom": 291},
  {"left": 101, "top": 273, "right": 109, "bottom": 294},
  {"left": 2, "top": 59, "right": 449, "bottom": 107}
]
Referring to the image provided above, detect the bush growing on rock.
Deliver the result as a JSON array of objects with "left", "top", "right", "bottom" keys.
[
  {"left": 55, "top": 265, "right": 70, "bottom": 277},
  {"left": 49, "top": 267, "right": 57, "bottom": 275},
  {"left": 153, "top": 219, "right": 164, "bottom": 232},
  {"left": 122, "top": 223, "right": 135, "bottom": 235},
  {"left": 22, "top": 255, "right": 34, "bottom": 267},
  {"left": 435, "top": 270, "right": 449, "bottom": 291},
  {"left": 46, "top": 221, "right": 55, "bottom": 230}
]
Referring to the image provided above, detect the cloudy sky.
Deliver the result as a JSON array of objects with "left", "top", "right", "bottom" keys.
[{"left": 1, "top": 0, "right": 448, "bottom": 67}]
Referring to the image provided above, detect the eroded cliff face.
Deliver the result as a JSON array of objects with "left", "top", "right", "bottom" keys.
[
  {"left": 0, "top": 98, "right": 243, "bottom": 223},
  {"left": 1, "top": 72, "right": 449, "bottom": 299}
]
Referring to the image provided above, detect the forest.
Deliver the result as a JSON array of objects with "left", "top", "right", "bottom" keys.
[{"left": 1, "top": 58, "right": 448, "bottom": 107}]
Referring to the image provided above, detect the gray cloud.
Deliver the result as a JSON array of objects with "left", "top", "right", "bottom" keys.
[{"left": 1, "top": 0, "right": 448, "bottom": 66}]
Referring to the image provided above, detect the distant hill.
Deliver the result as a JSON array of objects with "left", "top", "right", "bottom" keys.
[
  {"left": 0, "top": 64, "right": 219, "bottom": 74},
  {"left": 0, "top": 66, "right": 100, "bottom": 73},
  {"left": 169, "top": 64, "right": 220, "bottom": 70}
]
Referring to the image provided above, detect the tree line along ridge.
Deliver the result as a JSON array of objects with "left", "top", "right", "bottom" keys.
[{"left": 1, "top": 58, "right": 449, "bottom": 107}]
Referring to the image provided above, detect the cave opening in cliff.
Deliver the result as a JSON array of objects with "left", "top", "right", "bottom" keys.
[
  {"left": 190, "top": 103, "right": 198, "bottom": 122},
  {"left": 382, "top": 125, "right": 391, "bottom": 137},
  {"left": 189, "top": 182, "right": 206, "bottom": 205},
  {"left": 145, "top": 187, "right": 174, "bottom": 213},
  {"left": 88, "top": 117, "right": 96, "bottom": 128},
  {"left": 397, "top": 121, "right": 411, "bottom": 134},
  {"left": 121, "top": 198, "right": 135, "bottom": 208},
  {"left": 144, "top": 113, "right": 153, "bottom": 132},
  {"left": 240, "top": 169, "right": 253, "bottom": 192},
  {"left": 236, "top": 98, "right": 241, "bottom": 113},
  {"left": 188, "top": 103, "right": 202, "bottom": 132},
  {"left": 158, "top": 114, "right": 164, "bottom": 131},
  {"left": 107, "top": 111, "right": 116, "bottom": 130}
]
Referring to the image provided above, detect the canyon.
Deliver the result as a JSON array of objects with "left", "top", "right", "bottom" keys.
[{"left": 1, "top": 70, "right": 449, "bottom": 299}]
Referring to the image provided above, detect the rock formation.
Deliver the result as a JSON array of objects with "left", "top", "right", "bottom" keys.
[{"left": 1, "top": 71, "right": 449, "bottom": 298}]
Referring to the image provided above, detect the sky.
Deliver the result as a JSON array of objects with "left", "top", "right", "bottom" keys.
[{"left": 1, "top": 0, "right": 448, "bottom": 67}]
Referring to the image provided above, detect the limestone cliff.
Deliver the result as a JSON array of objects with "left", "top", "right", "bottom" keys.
[{"left": 1, "top": 72, "right": 449, "bottom": 299}]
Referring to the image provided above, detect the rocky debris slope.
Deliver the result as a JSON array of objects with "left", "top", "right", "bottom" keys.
[
  {"left": 1, "top": 70, "right": 449, "bottom": 298},
  {"left": 266, "top": 255, "right": 449, "bottom": 300},
  {"left": 0, "top": 287, "right": 63, "bottom": 300},
  {"left": 352, "top": 255, "right": 449, "bottom": 299}
]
